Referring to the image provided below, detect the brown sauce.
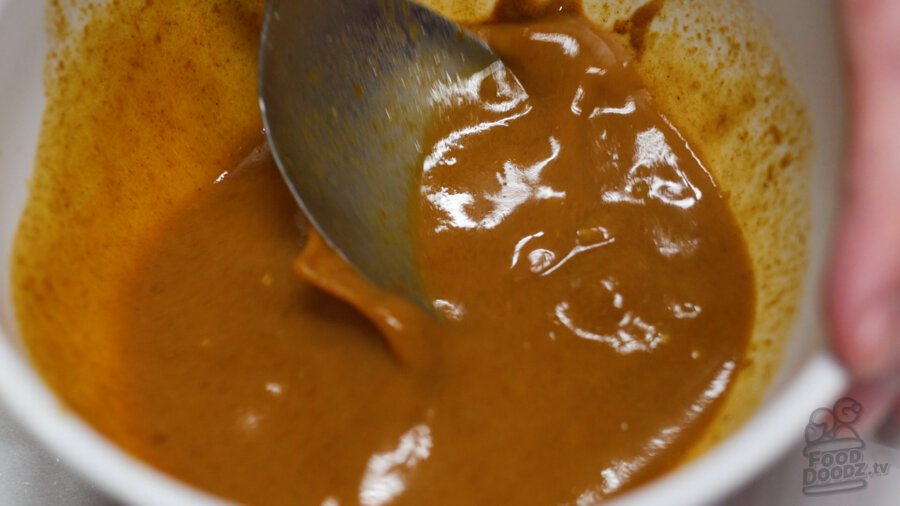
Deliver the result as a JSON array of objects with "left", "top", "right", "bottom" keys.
[{"left": 13, "top": 1, "right": 755, "bottom": 504}]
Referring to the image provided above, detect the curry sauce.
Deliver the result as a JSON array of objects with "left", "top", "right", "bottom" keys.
[{"left": 13, "top": 1, "right": 758, "bottom": 505}]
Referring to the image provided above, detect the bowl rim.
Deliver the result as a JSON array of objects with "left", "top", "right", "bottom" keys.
[
  {"left": 609, "top": 352, "right": 847, "bottom": 506},
  {"left": 0, "top": 336, "right": 229, "bottom": 506}
]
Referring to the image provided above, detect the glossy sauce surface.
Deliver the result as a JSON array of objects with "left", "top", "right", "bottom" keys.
[{"left": 13, "top": 2, "right": 755, "bottom": 505}]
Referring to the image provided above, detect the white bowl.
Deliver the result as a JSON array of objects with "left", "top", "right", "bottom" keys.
[{"left": 0, "top": 0, "right": 848, "bottom": 504}]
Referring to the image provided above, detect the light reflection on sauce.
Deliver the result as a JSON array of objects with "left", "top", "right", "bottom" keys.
[
  {"left": 600, "top": 127, "right": 703, "bottom": 209},
  {"left": 358, "top": 424, "right": 433, "bottom": 506}
]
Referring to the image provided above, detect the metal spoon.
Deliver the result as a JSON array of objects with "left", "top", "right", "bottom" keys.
[{"left": 259, "top": 0, "right": 500, "bottom": 311}]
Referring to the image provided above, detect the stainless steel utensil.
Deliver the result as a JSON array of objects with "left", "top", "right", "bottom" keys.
[{"left": 260, "top": 0, "right": 499, "bottom": 310}]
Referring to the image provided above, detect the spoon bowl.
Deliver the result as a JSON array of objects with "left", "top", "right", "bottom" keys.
[{"left": 259, "top": 0, "right": 500, "bottom": 309}]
